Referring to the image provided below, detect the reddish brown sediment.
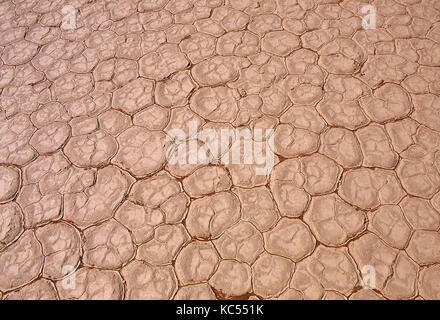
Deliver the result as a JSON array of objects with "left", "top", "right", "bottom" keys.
[{"left": 1, "top": 0, "right": 440, "bottom": 301}]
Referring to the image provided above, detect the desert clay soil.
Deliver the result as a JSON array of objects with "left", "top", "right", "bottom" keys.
[{"left": 1, "top": 0, "right": 440, "bottom": 300}]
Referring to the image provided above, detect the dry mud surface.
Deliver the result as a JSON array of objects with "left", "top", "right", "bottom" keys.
[{"left": 1, "top": 0, "right": 440, "bottom": 300}]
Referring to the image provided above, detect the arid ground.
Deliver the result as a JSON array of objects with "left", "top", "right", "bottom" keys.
[{"left": 1, "top": 0, "right": 440, "bottom": 300}]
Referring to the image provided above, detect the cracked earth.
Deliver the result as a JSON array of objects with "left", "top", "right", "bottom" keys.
[{"left": 0, "top": 0, "right": 440, "bottom": 301}]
